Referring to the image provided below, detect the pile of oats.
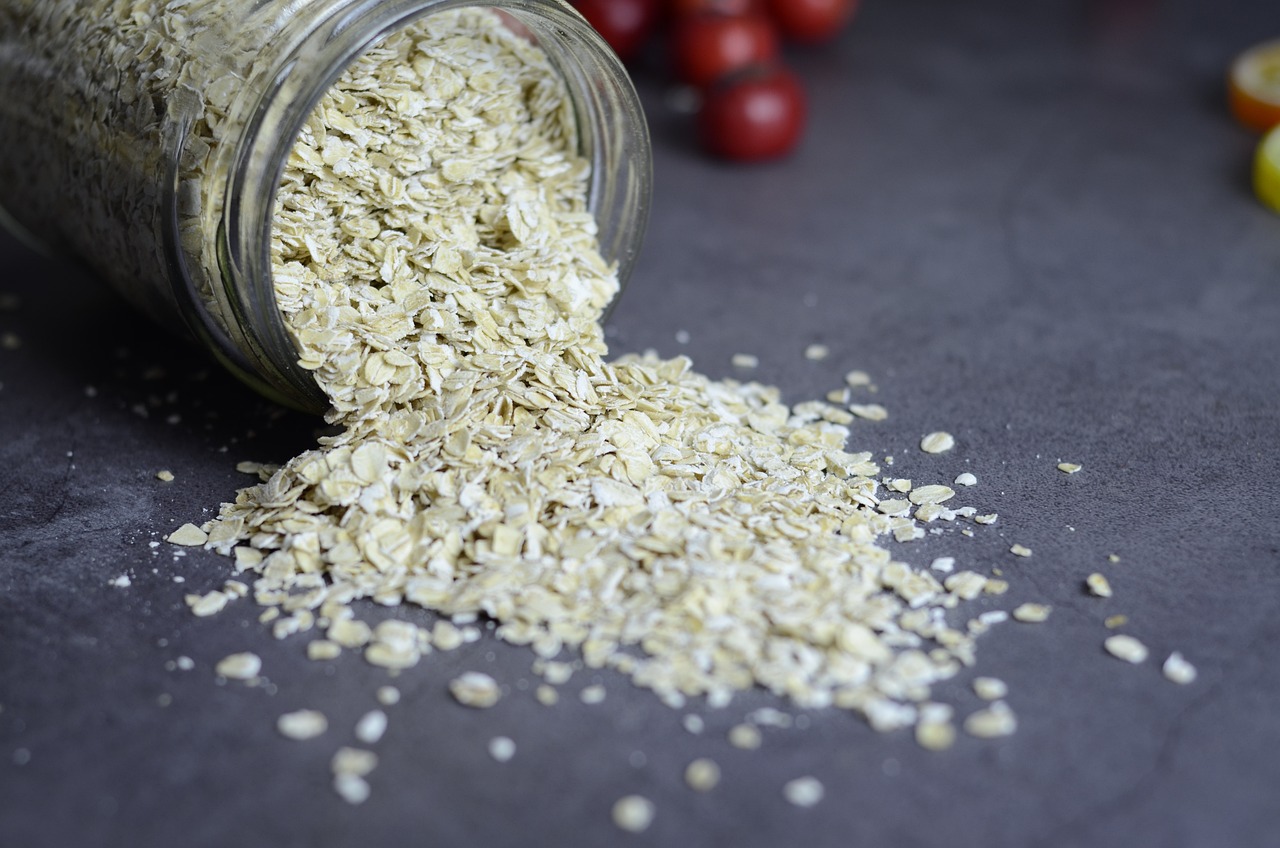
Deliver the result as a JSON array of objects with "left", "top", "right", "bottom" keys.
[{"left": 190, "top": 8, "right": 1013, "bottom": 739}]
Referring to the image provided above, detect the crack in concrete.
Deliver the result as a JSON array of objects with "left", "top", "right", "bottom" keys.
[{"left": 1027, "top": 614, "right": 1280, "bottom": 847}]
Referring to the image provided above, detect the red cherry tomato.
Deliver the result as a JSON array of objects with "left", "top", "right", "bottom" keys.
[
  {"left": 669, "top": 0, "right": 761, "bottom": 17},
  {"left": 671, "top": 13, "right": 780, "bottom": 88},
  {"left": 573, "top": 0, "right": 662, "bottom": 62},
  {"left": 765, "top": 0, "right": 857, "bottom": 44},
  {"left": 699, "top": 63, "right": 807, "bottom": 161}
]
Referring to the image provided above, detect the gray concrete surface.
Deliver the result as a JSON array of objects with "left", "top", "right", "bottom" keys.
[{"left": 3, "top": 1, "right": 1280, "bottom": 846}]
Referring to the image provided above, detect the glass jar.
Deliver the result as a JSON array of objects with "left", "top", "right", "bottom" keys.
[{"left": 0, "top": 0, "right": 650, "bottom": 412}]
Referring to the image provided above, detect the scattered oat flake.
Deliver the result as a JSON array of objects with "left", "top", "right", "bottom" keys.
[
  {"left": 612, "top": 795, "right": 655, "bottom": 833},
  {"left": 1105, "top": 615, "right": 1129, "bottom": 629},
  {"left": 685, "top": 758, "right": 721, "bottom": 792},
  {"left": 215, "top": 652, "right": 261, "bottom": 681},
  {"left": 1012, "top": 603, "right": 1051, "bottom": 623},
  {"left": 682, "top": 714, "right": 705, "bottom": 734},
  {"left": 333, "top": 773, "right": 371, "bottom": 805},
  {"left": 109, "top": 574, "right": 131, "bottom": 588},
  {"left": 277, "top": 709, "right": 328, "bottom": 740},
  {"left": 450, "top": 672, "right": 501, "bottom": 708},
  {"left": 488, "top": 736, "right": 517, "bottom": 762},
  {"left": 972, "top": 677, "right": 1008, "bottom": 700},
  {"left": 175, "top": 656, "right": 194, "bottom": 671},
  {"left": 1104, "top": 634, "right": 1149, "bottom": 664},
  {"left": 954, "top": 472, "right": 977, "bottom": 486},
  {"left": 1108, "top": 554, "right": 1122, "bottom": 564},
  {"left": 963, "top": 701, "right": 1017, "bottom": 738},
  {"left": 909, "top": 484, "right": 955, "bottom": 505},
  {"left": 355, "top": 710, "right": 388, "bottom": 745},
  {"left": 782, "top": 776, "right": 825, "bottom": 808},
  {"left": 376, "top": 686, "right": 401, "bottom": 707},
  {"left": 535, "top": 685, "right": 559, "bottom": 706},
  {"left": 920, "top": 432, "right": 955, "bottom": 454},
  {"left": 580, "top": 684, "right": 606, "bottom": 704},
  {"left": 155, "top": 470, "right": 175, "bottom": 482},
  {"left": 849, "top": 403, "right": 888, "bottom": 421},
  {"left": 332, "top": 747, "right": 379, "bottom": 777},
  {"left": 803, "top": 344, "right": 829, "bottom": 361},
  {"left": 731, "top": 353, "right": 759, "bottom": 369},
  {"left": 1009, "top": 544, "right": 1032, "bottom": 558},
  {"left": 1057, "top": 462, "right": 1082, "bottom": 474},
  {"left": 728, "top": 723, "right": 762, "bottom": 750},
  {"left": 1085, "top": 573, "right": 1113, "bottom": 598},
  {"left": 166, "top": 523, "right": 208, "bottom": 546},
  {"left": 307, "top": 640, "right": 342, "bottom": 661},
  {"left": 844, "top": 370, "right": 872, "bottom": 387},
  {"left": 1162, "top": 652, "right": 1197, "bottom": 685},
  {"left": 915, "top": 720, "right": 956, "bottom": 751},
  {"left": 975, "top": 513, "right": 999, "bottom": 525},
  {"left": 930, "top": 557, "right": 956, "bottom": 573}
]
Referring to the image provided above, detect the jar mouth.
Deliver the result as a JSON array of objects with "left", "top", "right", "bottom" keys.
[{"left": 217, "top": 0, "right": 651, "bottom": 413}]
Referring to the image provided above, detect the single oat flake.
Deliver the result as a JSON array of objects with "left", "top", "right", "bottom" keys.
[
  {"left": 167, "top": 523, "right": 208, "bottom": 547},
  {"left": 215, "top": 652, "right": 261, "bottom": 681},
  {"left": 963, "top": 701, "right": 1017, "bottom": 738},
  {"left": 612, "top": 795, "right": 656, "bottom": 833},
  {"left": 1057, "top": 462, "right": 1082, "bottom": 474},
  {"left": 782, "top": 776, "right": 825, "bottom": 808},
  {"left": 1105, "top": 634, "right": 1149, "bottom": 664},
  {"left": 728, "top": 723, "right": 763, "bottom": 750},
  {"left": 804, "top": 344, "right": 830, "bottom": 361},
  {"left": 915, "top": 720, "right": 956, "bottom": 751},
  {"left": 1085, "top": 573, "right": 1113, "bottom": 598},
  {"left": 920, "top": 432, "right": 955, "bottom": 454},
  {"left": 1012, "top": 603, "right": 1051, "bottom": 623},
  {"left": 1162, "top": 652, "right": 1197, "bottom": 685},
  {"left": 972, "top": 677, "right": 1008, "bottom": 700},
  {"left": 488, "top": 736, "right": 517, "bottom": 763},
  {"left": 277, "top": 709, "right": 328, "bottom": 740},
  {"left": 450, "top": 672, "right": 502, "bottom": 709},
  {"left": 685, "top": 758, "right": 721, "bottom": 792},
  {"left": 849, "top": 403, "right": 889, "bottom": 421}
]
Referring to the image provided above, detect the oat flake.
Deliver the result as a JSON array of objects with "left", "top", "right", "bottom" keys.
[
  {"left": 782, "top": 776, "right": 825, "bottom": 808},
  {"left": 1104, "top": 634, "right": 1149, "bottom": 664},
  {"left": 920, "top": 432, "right": 955, "bottom": 454},
  {"left": 685, "top": 758, "right": 721, "bottom": 791},
  {"left": 1162, "top": 652, "right": 1197, "bottom": 685},
  {"left": 215, "top": 652, "right": 261, "bottom": 681},
  {"left": 612, "top": 796, "right": 655, "bottom": 833},
  {"left": 277, "top": 709, "right": 328, "bottom": 740},
  {"left": 449, "top": 672, "right": 502, "bottom": 709}
]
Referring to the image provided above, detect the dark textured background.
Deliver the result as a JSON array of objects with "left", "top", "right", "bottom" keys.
[{"left": 3, "top": 1, "right": 1280, "bottom": 846}]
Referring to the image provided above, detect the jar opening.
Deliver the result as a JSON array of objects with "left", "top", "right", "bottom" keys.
[{"left": 208, "top": 1, "right": 650, "bottom": 413}]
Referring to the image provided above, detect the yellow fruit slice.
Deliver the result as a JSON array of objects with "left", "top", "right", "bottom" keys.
[
  {"left": 1254, "top": 125, "right": 1280, "bottom": 213},
  {"left": 1230, "top": 39, "right": 1280, "bottom": 132}
]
